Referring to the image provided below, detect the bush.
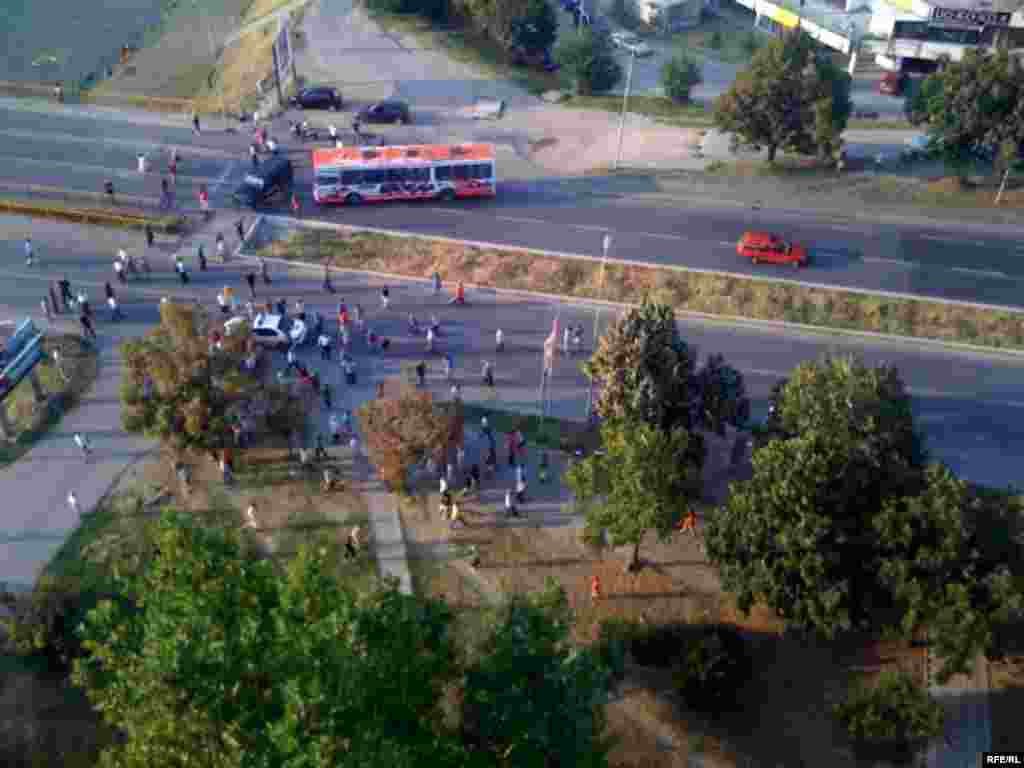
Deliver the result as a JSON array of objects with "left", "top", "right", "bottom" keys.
[
  {"left": 660, "top": 53, "right": 703, "bottom": 104},
  {"left": 554, "top": 28, "right": 623, "bottom": 96},
  {"left": 672, "top": 624, "right": 752, "bottom": 713},
  {"left": 833, "top": 670, "right": 945, "bottom": 763}
]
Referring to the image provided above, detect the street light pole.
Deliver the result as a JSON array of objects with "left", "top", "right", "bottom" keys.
[
  {"left": 586, "top": 232, "right": 613, "bottom": 419},
  {"left": 612, "top": 50, "right": 636, "bottom": 171}
]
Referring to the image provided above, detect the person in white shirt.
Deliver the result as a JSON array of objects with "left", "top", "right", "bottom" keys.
[
  {"left": 318, "top": 333, "right": 331, "bottom": 360},
  {"left": 73, "top": 432, "right": 92, "bottom": 460},
  {"left": 217, "top": 291, "right": 229, "bottom": 314},
  {"left": 113, "top": 258, "right": 126, "bottom": 283},
  {"left": 24, "top": 237, "right": 34, "bottom": 266},
  {"left": 67, "top": 491, "right": 80, "bottom": 516},
  {"left": 107, "top": 295, "right": 122, "bottom": 321},
  {"left": 495, "top": 328, "right": 504, "bottom": 352}
]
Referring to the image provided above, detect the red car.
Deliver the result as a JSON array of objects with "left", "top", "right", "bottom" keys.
[{"left": 737, "top": 232, "right": 808, "bottom": 268}]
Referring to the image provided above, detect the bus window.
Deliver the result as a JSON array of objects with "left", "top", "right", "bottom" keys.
[
  {"left": 452, "top": 165, "right": 470, "bottom": 181},
  {"left": 364, "top": 169, "right": 386, "bottom": 185},
  {"left": 409, "top": 167, "right": 430, "bottom": 182},
  {"left": 471, "top": 163, "right": 491, "bottom": 179},
  {"left": 341, "top": 169, "right": 364, "bottom": 185},
  {"left": 387, "top": 168, "right": 407, "bottom": 182},
  {"left": 434, "top": 165, "right": 451, "bottom": 181},
  {"left": 316, "top": 171, "right": 340, "bottom": 185}
]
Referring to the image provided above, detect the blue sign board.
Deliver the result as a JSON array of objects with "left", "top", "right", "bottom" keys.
[
  {"left": 0, "top": 334, "right": 44, "bottom": 403},
  {"left": 3, "top": 319, "right": 38, "bottom": 360}
]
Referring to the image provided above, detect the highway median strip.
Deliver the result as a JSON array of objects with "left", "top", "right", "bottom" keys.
[
  {"left": 259, "top": 222, "right": 1024, "bottom": 353},
  {"left": 0, "top": 192, "right": 187, "bottom": 234}
]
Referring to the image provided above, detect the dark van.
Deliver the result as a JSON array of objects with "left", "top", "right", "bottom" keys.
[{"left": 233, "top": 156, "right": 293, "bottom": 207}]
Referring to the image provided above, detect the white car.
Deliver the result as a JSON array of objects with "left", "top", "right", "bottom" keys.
[
  {"left": 225, "top": 314, "right": 290, "bottom": 348},
  {"left": 610, "top": 32, "right": 653, "bottom": 57}
]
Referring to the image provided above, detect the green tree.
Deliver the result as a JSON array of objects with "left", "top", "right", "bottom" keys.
[
  {"left": 73, "top": 512, "right": 469, "bottom": 768},
  {"left": 713, "top": 30, "right": 852, "bottom": 163},
  {"left": 554, "top": 27, "right": 623, "bottom": 95},
  {"left": 584, "top": 298, "right": 698, "bottom": 432},
  {"left": 461, "top": 578, "right": 612, "bottom": 767},
  {"left": 706, "top": 357, "right": 1024, "bottom": 680},
  {"left": 834, "top": 669, "right": 945, "bottom": 763},
  {"left": 905, "top": 49, "right": 1024, "bottom": 180},
  {"left": 692, "top": 353, "right": 749, "bottom": 435},
  {"left": 660, "top": 52, "right": 703, "bottom": 104},
  {"left": 508, "top": 0, "right": 558, "bottom": 55},
  {"left": 566, "top": 419, "right": 702, "bottom": 571}
]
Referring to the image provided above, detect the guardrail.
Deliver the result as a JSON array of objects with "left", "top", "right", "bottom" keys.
[
  {"left": 0, "top": 78, "right": 231, "bottom": 118},
  {"left": 0, "top": 179, "right": 160, "bottom": 212},
  {"left": 0, "top": 193, "right": 188, "bottom": 232}
]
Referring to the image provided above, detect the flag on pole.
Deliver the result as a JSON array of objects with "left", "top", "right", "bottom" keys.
[{"left": 544, "top": 314, "right": 559, "bottom": 371}]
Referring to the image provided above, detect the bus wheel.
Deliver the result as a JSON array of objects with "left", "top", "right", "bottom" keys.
[
  {"left": 438, "top": 189, "right": 456, "bottom": 202},
  {"left": 345, "top": 193, "right": 363, "bottom": 206}
]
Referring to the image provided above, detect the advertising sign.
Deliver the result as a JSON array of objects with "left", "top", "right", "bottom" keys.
[
  {"left": 930, "top": 7, "right": 1011, "bottom": 26},
  {"left": 3, "top": 318, "right": 37, "bottom": 360},
  {"left": 0, "top": 334, "right": 43, "bottom": 403},
  {"left": 274, "top": 16, "right": 294, "bottom": 89}
]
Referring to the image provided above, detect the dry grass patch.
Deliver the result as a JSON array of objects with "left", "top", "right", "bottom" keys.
[{"left": 265, "top": 227, "right": 1024, "bottom": 350}]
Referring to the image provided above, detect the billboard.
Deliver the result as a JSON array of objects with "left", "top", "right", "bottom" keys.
[
  {"left": 0, "top": 333, "right": 43, "bottom": 403},
  {"left": 3, "top": 318, "right": 38, "bottom": 361},
  {"left": 930, "top": 7, "right": 1012, "bottom": 26},
  {"left": 274, "top": 15, "right": 295, "bottom": 91}
]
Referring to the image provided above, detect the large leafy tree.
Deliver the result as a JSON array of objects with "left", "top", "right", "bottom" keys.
[
  {"left": 508, "top": 0, "right": 558, "bottom": 55},
  {"left": 692, "top": 353, "right": 749, "bottom": 436},
  {"left": 554, "top": 27, "right": 623, "bottom": 96},
  {"left": 461, "top": 578, "right": 613, "bottom": 767},
  {"left": 906, "top": 49, "right": 1024, "bottom": 179},
  {"left": 584, "top": 298, "right": 698, "bottom": 432},
  {"left": 566, "top": 419, "right": 702, "bottom": 570},
  {"left": 706, "top": 356, "right": 1023, "bottom": 680},
  {"left": 713, "top": 30, "right": 851, "bottom": 163},
  {"left": 121, "top": 302, "right": 278, "bottom": 457},
  {"left": 358, "top": 381, "right": 462, "bottom": 492},
  {"left": 73, "top": 512, "right": 469, "bottom": 768}
]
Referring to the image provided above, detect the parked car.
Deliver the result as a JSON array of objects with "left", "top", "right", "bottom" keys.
[
  {"left": 736, "top": 231, "right": 808, "bottom": 268},
  {"left": 224, "top": 313, "right": 290, "bottom": 348},
  {"left": 878, "top": 71, "right": 908, "bottom": 96},
  {"left": 289, "top": 86, "right": 342, "bottom": 111},
  {"left": 610, "top": 31, "right": 653, "bottom": 57},
  {"left": 232, "top": 156, "right": 293, "bottom": 208},
  {"left": 356, "top": 99, "right": 412, "bottom": 125}
]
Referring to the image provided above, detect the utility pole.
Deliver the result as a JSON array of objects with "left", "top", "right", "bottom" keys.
[
  {"left": 995, "top": 165, "right": 1011, "bottom": 205},
  {"left": 613, "top": 50, "right": 636, "bottom": 171},
  {"left": 586, "top": 233, "right": 613, "bottom": 419}
]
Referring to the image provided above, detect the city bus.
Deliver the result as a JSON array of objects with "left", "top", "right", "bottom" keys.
[{"left": 312, "top": 143, "right": 496, "bottom": 206}]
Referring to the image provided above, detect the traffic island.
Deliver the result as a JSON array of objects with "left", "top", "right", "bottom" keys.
[
  {"left": 0, "top": 190, "right": 187, "bottom": 234},
  {"left": 259, "top": 225, "right": 1024, "bottom": 353},
  {"left": 0, "top": 334, "right": 99, "bottom": 467}
]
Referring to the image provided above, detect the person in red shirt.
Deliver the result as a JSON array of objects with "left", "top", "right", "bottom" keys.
[
  {"left": 198, "top": 184, "right": 209, "bottom": 218},
  {"left": 291, "top": 193, "right": 300, "bottom": 218}
]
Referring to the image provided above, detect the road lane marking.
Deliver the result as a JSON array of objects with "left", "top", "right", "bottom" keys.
[
  {"left": 919, "top": 234, "right": 992, "bottom": 248},
  {"left": 950, "top": 267, "right": 1009, "bottom": 280},
  {"left": 0, "top": 127, "right": 238, "bottom": 161},
  {"left": 863, "top": 256, "right": 912, "bottom": 266}
]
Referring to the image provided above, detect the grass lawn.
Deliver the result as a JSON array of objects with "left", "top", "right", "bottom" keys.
[
  {"left": 562, "top": 93, "right": 714, "bottom": 125},
  {"left": 0, "top": 335, "right": 99, "bottom": 468},
  {"left": 665, "top": 9, "right": 767, "bottom": 65},
  {"left": 458, "top": 403, "right": 600, "bottom": 455}
]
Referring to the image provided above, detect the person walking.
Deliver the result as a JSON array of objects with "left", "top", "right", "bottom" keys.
[
  {"left": 104, "top": 281, "right": 115, "bottom": 301},
  {"left": 482, "top": 360, "right": 494, "bottom": 388},
  {"left": 449, "top": 281, "right": 465, "bottom": 305},
  {"left": 562, "top": 325, "right": 571, "bottom": 354},
  {"left": 79, "top": 312, "right": 96, "bottom": 341},
  {"left": 286, "top": 345, "right": 297, "bottom": 371},
  {"left": 506, "top": 432, "right": 517, "bottom": 468},
  {"left": 322, "top": 264, "right": 335, "bottom": 293},
  {"left": 104, "top": 179, "right": 115, "bottom": 204},
  {"left": 49, "top": 283, "right": 61, "bottom": 315},
  {"left": 197, "top": 243, "right": 207, "bottom": 271},
  {"left": 431, "top": 271, "right": 442, "bottom": 295},
  {"left": 58, "top": 277, "right": 73, "bottom": 311},
  {"left": 322, "top": 382, "right": 333, "bottom": 410},
  {"left": 108, "top": 295, "right": 123, "bottom": 321},
  {"left": 24, "top": 237, "right": 35, "bottom": 266},
  {"left": 443, "top": 352, "right": 453, "bottom": 381},
  {"left": 145, "top": 223, "right": 155, "bottom": 249},
  {"left": 318, "top": 331, "right": 331, "bottom": 361},
  {"left": 250, "top": 143, "right": 259, "bottom": 167},
  {"left": 504, "top": 488, "right": 519, "bottom": 518},
  {"left": 216, "top": 232, "right": 227, "bottom": 262},
  {"left": 168, "top": 156, "right": 178, "bottom": 185},
  {"left": 192, "top": 112, "right": 201, "bottom": 136},
  {"left": 329, "top": 412, "right": 341, "bottom": 444},
  {"left": 291, "top": 193, "right": 301, "bottom": 218},
  {"left": 495, "top": 328, "right": 504, "bottom": 353},
  {"left": 345, "top": 526, "right": 361, "bottom": 559},
  {"left": 114, "top": 257, "right": 127, "bottom": 284},
  {"left": 198, "top": 184, "right": 210, "bottom": 219},
  {"left": 425, "top": 326, "right": 435, "bottom": 353},
  {"left": 235, "top": 217, "right": 245, "bottom": 243},
  {"left": 259, "top": 255, "right": 271, "bottom": 285},
  {"left": 175, "top": 255, "right": 189, "bottom": 284},
  {"left": 67, "top": 491, "right": 80, "bottom": 517},
  {"left": 415, "top": 360, "right": 427, "bottom": 388},
  {"left": 41, "top": 296, "right": 53, "bottom": 322},
  {"left": 217, "top": 288, "right": 230, "bottom": 315},
  {"left": 73, "top": 432, "right": 93, "bottom": 461},
  {"left": 380, "top": 286, "right": 390, "bottom": 310},
  {"left": 245, "top": 272, "right": 257, "bottom": 299}
]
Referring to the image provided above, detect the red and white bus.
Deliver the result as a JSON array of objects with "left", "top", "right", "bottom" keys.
[{"left": 312, "top": 143, "right": 497, "bottom": 206}]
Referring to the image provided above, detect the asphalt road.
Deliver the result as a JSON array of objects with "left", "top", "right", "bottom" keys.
[
  {"left": 2, "top": 212, "right": 1024, "bottom": 491},
  {"left": 3, "top": 101, "right": 1024, "bottom": 309}
]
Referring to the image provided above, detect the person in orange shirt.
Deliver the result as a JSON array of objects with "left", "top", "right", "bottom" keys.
[{"left": 678, "top": 510, "right": 698, "bottom": 537}]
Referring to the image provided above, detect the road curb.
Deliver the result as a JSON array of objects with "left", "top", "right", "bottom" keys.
[
  {"left": 0, "top": 195, "right": 187, "bottom": 233},
  {"left": 246, "top": 216, "right": 1024, "bottom": 360}
]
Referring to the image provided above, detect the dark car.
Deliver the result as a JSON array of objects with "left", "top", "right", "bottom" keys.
[
  {"left": 356, "top": 99, "right": 412, "bottom": 125},
  {"left": 232, "top": 156, "right": 294, "bottom": 208},
  {"left": 290, "top": 86, "right": 342, "bottom": 110}
]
